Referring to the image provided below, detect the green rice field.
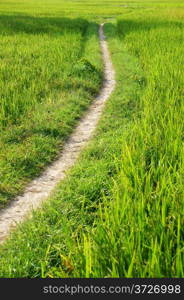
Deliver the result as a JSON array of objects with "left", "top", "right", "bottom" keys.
[{"left": 0, "top": 0, "right": 183, "bottom": 278}]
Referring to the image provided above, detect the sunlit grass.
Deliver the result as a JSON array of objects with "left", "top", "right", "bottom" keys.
[
  {"left": 0, "top": 15, "right": 102, "bottom": 205},
  {"left": 0, "top": 0, "right": 183, "bottom": 278},
  {"left": 71, "top": 9, "right": 184, "bottom": 277}
]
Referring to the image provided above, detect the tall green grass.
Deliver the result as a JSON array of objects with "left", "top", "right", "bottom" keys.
[
  {"left": 0, "top": 17, "right": 88, "bottom": 126},
  {"left": 68, "top": 11, "right": 184, "bottom": 277},
  {"left": 0, "top": 16, "right": 102, "bottom": 206},
  {"left": 0, "top": 23, "right": 143, "bottom": 276},
  {"left": 0, "top": 1, "right": 183, "bottom": 278},
  {"left": 0, "top": 17, "right": 86, "bottom": 126}
]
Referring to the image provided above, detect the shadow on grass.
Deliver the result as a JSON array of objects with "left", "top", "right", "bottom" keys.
[
  {"left": 0, "top": 14, "right": 97, "bottom": 36},
  {"left": 104, "top": 18, "right": 183, "bottom": 39},
  {"left": 104, "top": 17, "right": 183, "bottom": 91},
  {"left": 117, "top": 18, "right": 183, "bottom": 37}
]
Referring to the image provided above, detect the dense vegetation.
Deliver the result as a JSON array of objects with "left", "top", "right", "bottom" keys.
[
  {"left": 0, "top": 15, "right": 102, "bottom": 206},
  {"left": 0, "top": 0, "right": 183, "bottom": 277}
]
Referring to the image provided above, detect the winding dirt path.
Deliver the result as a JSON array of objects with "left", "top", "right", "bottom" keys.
[{"left": 0, "top": 24, "right": 115, "bottom": 243}]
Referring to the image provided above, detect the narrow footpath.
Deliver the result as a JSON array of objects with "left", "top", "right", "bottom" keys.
[{"left": 0, "top": 23, "right": 116, "bottom": 243}]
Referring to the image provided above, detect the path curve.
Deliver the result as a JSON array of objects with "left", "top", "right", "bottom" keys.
[{"left": 0, "top": 24, "right": 116, "bottom": 243}]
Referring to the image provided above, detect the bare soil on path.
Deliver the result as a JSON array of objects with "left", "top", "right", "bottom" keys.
[{"left": 0, "top": 23, "right": 116, "bottom": 243}]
